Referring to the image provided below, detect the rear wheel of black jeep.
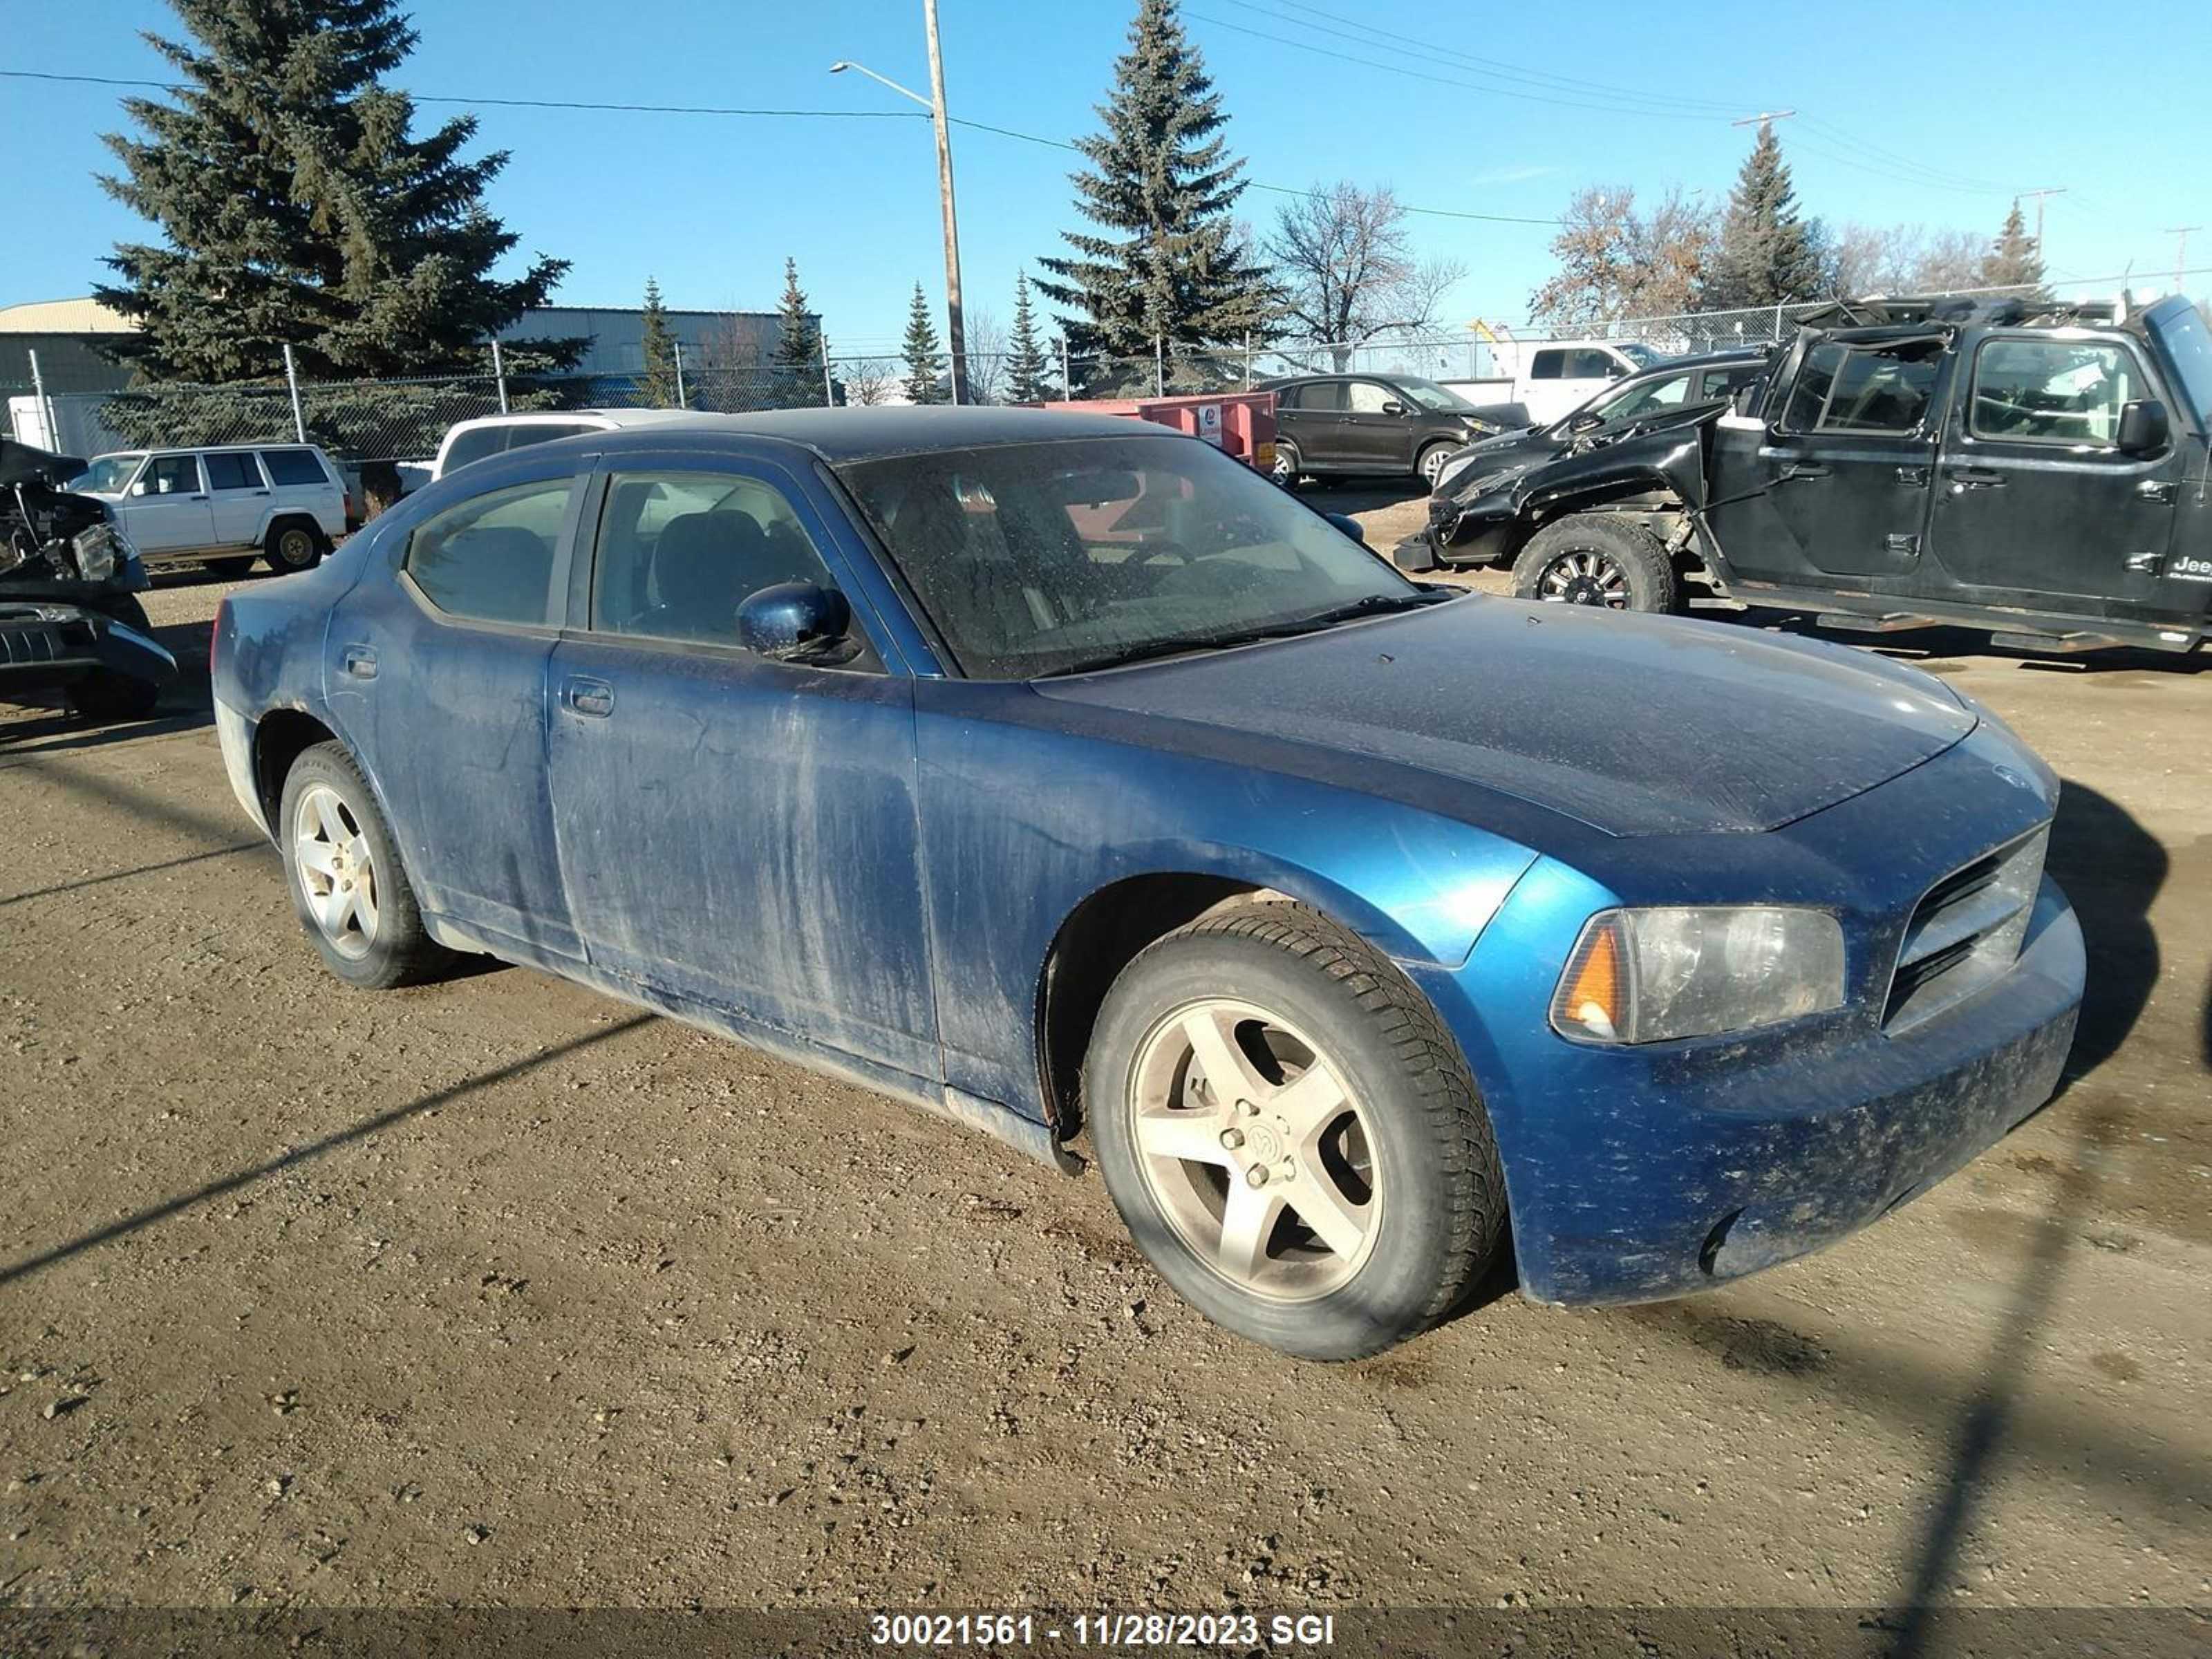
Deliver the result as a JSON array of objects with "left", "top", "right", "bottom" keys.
[{"left": 1510, "top": 516, "right": 1678, "bottom": 614}]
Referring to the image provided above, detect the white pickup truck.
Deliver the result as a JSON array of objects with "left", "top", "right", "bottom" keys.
[{"left": 1444, "top": 339, "right": 1665, "bottom": 426}]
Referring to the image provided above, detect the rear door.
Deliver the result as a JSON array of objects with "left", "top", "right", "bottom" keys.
[
  {"left": 1277, "top": 381, "right": 1346, "bottom": 467},
  {"left": 1925, "top": 332, "right": 2182, "bottom": 613},
  {"left": 1705, "top": 335, "right": 1945, "bottom": 585},
  {"left": 203, "top": 451, "right": 270, "bottom": 547}
]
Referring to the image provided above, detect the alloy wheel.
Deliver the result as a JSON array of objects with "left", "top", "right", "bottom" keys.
[
  {"left": 1127, "top": 997, "right": 1380, "bottom": 1302},
  {"left": 292, "top": 784, "right": 379, "bottom": 959},
  {"left": 1537, "top": 548, "right": 1630, "bottom": 608}
]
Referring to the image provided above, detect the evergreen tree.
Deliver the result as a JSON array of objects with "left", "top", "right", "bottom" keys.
[
  {"left": 901, "top": 283, "right": 949, "bottom": 404},
  {"left": 1704, "top": 121, "right": 1824, "bottom": 310},
  {"left": 1006, "top": 273, "right": 1055, "bottom": 402},
  {"left": 1979, "top": 202, "right": 2048, "bottom": 297},
  {"left": 639, "top": 277, "right": 682, "bottom": 408},
  {"left": 770, "top": 257, "right": 827, "bottom": 408},
  {"left": 95, "top": 0, "right": 576, "bottom": 384},
  {"left": 1035, "top": 0, "right": 1274, "bottom": 393}
]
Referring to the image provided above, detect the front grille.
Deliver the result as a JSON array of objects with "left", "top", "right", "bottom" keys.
[{"left": 1883, "top": 826, "right": 2049, "bottom": 1033}]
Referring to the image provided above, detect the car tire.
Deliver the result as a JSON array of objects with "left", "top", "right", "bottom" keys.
[
  {"left": 264, "top": 519, "right": 325, "bottom": 574},
  {"left": 1271, "top": 441, "right": 1304, "bottom": 490},
  {"left": 1510, "top": 515, "right": 1678, "bottom": 614},
  {"left": 67, "top": 594, "right": 164, "bottom": 724},
  {"left": 1084, "top": 901, "right": 1508, "bottom": 1361},
  {"left": 208, "top": 556, "right": 259, "bottom": 578},
  {"left": 278, "top": 742, "right": 453, "bottom": 990},
  {"left": 1416, "top": 441, "right": 1457, "bottom": 489}
]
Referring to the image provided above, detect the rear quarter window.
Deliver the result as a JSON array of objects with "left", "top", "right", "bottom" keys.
[{"left": 260, "top": 448, "right": 331, "bottom": 486}]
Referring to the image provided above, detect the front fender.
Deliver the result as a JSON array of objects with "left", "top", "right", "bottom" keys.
[{"left": 915, "top": 689, "right": 1539, "bottom": 1117}]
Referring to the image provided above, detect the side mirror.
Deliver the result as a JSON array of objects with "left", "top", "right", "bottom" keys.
[
  {"left": 130, "top": 480, "right": 150, "bottom": 496},
  {"left": 1324, "top": 512, "right": 1368, "bottom": 547},
  {"left": 2115, "top": 399, "right": 2169, "bottom": 456},
  {"left": 735, "top": 581, "right": 853, "bottom": 664},
  {"left": 1568, "top": 411, "right": 1605, "bottom": 434},
  {"left": 1379, "top": 400, "right": 1407, "bottom": 416}
]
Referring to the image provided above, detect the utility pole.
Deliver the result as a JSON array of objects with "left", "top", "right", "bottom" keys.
[
  {"left": 828, "top": 2, "right": 969, "bottom": 406},
  {"left": 2163, "top": 225, "right": 2204, "bottom": 291},
  {"left": 2016, "top": 187, "right": 2066, "bottom": 249},
  {"left": 1730, "top": 109, "right": 1796, "bottom": 131}
]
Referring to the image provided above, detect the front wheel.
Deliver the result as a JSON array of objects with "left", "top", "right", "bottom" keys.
[
  {"left": 279, "top": 742, "right": 453, "bottom": 989},
  {"left": 1085, "top": 902, "right": 1507, "bottom": 1360},
  {"left": 1510, "top": 516, "right": 1678, "bottom": 614},
  {"left": 1417, "top": 442, "right": 1457, "bottom": 489}
]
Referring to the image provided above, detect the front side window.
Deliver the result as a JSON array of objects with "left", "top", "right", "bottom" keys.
[
  {"left": 1587, "top": 371, "right": 1691, "bottom": 423},
  {"left": 140, "top": 454, "right": 203, "bottom": 496},
  {"left": 205, "top": 452, "right": 264, "bottom": 490},
  {"left": 835, "top": 435, "right": 1422, "bottom": 679},
  {"left": 1568, "top": 348, "right": 1623, "bottom": 379},
  {"left": 1344, "top": 382, "right": 1400, "bottom": 415},
  {"left": 1783, "top": 340, "right": 1940, "bottom": 434},
  {"left": 404, "top": 477, "right": 576, "bottom": 626},
  {"left": 590, "top": 471, "right": 841, "bottom": 646},
  {"left": 259, "top": 447, "right": 330, "bottom": 486},
  {"left": 1969, "top": 339, "right": 2141, "bottom": 446}
]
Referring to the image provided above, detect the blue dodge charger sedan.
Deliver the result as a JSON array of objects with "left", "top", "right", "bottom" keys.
[{"left": 212, "top": 409, "right": 2084, "bottom": 1359}]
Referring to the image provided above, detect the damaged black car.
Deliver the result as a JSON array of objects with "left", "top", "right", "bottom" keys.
[
  {"left": 1416, "top": 293, "right": 2212, "bottom": 655},
  {"left": 1, "top": 437, "right": 176, "bottom": 722}
]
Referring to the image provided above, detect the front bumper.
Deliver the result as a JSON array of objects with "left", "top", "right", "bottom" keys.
[{"left": 0, "top": 602, "right": 176, "bottom": 691}]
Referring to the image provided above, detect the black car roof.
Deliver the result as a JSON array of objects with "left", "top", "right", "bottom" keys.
[{"left": 527, "top": 406, "right": 1168, "bottom": 466}]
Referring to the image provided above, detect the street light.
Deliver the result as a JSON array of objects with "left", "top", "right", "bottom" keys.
[{"left": 830, "top": 1, "right": 969, "bottom": 404}]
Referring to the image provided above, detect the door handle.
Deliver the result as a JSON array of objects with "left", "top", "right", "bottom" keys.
[
  {"left": 341, "top": 645, "right": 377, "bottom": 681},
  {"left": 1780, "top": 462, "right": 1830, "bottom": 480},
  {"left": 563, "top": 676, "right": 615, "bottom": 718},
  {"left": 1946, "top": 467, "right": 2007, "bottom": 491},
  {"left": 1895, "top": 465, "right": 1929, "bottom": 486}
]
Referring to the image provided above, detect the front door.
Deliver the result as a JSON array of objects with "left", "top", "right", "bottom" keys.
[
  {"left": 1340, "top": 380, "right": 1416, "bottom": 471},
  {"left": 202, "top": 451, "right": 272, "bottom": 547},
  {"left": 543, "top": 455, "right": 938, "bottom": 1082},
  {"left": 1926, "top": 333, "right": 2184, "bottom": 615},
  {"left": 326, "top": 460, "right": 587, "bottom": 961},
  {"left": 1707, "top": 335, "right": 1945, "bottom": 586},
  {"left": 119, "top": 453, "right": 214, "bottom": 553}
]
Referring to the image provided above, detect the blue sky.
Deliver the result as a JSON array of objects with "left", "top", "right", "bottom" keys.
[{"left": 5, "top": 0, "right": 2207, "bottom": 353}]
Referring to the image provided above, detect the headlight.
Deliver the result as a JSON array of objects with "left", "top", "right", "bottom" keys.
[
  {"left": 71, "top": 523, "right": 122, "bottom": 583},
  {"left": 1551, "top": 907, "right": 1846, "bottom": 1044}
]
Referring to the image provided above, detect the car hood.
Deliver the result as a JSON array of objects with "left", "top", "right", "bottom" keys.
[{"left": 1037, "top": 597, "right": 1976, "bottom": 838}]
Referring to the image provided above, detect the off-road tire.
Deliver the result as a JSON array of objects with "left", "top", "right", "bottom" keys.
[
  {"left": 264, "top": 518, "right": 325, "bottom": 574},
  {"left": 1510, "top": 514, "right": 1679, "bottom": 613},
  {"left": 279, "top": 742, "right": 451, "bottom": 990},
  {"left": 1085, "top": 901, "right": 1508, "bottom": 1361}
]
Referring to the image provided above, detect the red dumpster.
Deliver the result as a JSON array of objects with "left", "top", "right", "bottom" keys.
[{"left": 1036, "top": 391, "right": 1277, "bottom": 474}]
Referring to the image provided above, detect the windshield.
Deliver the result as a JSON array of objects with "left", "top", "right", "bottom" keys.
[
  {"left": 1393, "top": 376, "right": 1474, "bottom": 412},
  {"left": 1615, "top": 344, "right": 1662, "bottom": 369},
  {"left": 76, "top": 454, "right": 144, "bottom": 494},
  {"left": 836, "top": 435, "right": 1423, "bottom": 679}
]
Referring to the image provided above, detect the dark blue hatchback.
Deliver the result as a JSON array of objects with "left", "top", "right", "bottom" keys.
[{"left": 212, "top": 409, "right": 2083, "bottom": 1360}]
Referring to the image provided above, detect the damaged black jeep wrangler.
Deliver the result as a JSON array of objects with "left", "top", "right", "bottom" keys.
[
  {"left": 1, "top": 437, "right": 176, "bottom": 721},
  {"left": 1423, "top": 292, "right": 2212, "bottom": 655}
]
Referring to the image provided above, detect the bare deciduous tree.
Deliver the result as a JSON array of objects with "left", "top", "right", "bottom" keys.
[
  {"left": 1830, "top": 223, "right": 1985, "bottom": 297},
  {"left": 1267, "top": 182, "right": 1466, "bottom": 369},
  {"left": 963, "top": 308, "right": 1009, "bottom": 404},
  {"left": 1527, "top": 185, "right": 1715, "bottom": 328},
  {"left": 840, "top": 357, "right": 903, "bottom": 406}
]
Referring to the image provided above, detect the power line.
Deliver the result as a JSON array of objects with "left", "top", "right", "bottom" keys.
[{"left": 0, "top": 66, "right": 1568, "bottom": 228}]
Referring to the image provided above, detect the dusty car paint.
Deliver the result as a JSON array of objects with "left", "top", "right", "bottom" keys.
[{"left": 211, "top": 410, "right": 2087, "bottom": 1306}]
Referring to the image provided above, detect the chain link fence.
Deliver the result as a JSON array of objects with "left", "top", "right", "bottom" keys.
[{"left": 0, "top": 278, "right": 2149, "bottom": 463}]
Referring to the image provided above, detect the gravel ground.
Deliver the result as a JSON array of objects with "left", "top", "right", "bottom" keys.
[{"left": 1, "top": 500, "right": 2206, "bottom": 1626}]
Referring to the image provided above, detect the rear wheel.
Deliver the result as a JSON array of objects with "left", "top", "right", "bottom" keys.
[
  {"left": 1270, "top": 440, "right": 1304, "bottom": 490},
  {"left": 279, "top": 742, "right": 452, "bottom": 989},
  {"left": 1510, "top": 515, "right": 1678, "bottom": 614},
  {"left": 264, "top": 519, "right": 324, "bottom": 574},
  {"left": 68, "top": 594, "right": 162, "bottom": 723},
  {"left": 1085, "top": 902, "right": 1507, "bottom": 1360}
]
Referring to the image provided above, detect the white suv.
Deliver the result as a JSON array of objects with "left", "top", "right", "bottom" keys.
[
  {"left": 76, "top": 444, "right": 348, "bottom": 574},
  {"left": 431, "top": 409, "right": 700, "bottom": 480}
]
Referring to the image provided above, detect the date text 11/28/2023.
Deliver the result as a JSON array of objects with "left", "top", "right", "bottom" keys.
[{"left": 869, "top": 1613, "right": 1339, "bottom": 1647}]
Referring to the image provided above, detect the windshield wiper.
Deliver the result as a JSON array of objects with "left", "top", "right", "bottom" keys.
[
  {"left": 1242, "top": 588, "right": 1456, "bottom": 639},
  {"left": 1048, "top": 591, "right": 1454, "bottom": 677}
]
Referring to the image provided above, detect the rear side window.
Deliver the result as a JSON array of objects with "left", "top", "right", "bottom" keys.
[
  {"left": 1530, "top": 350, "right": 1564, "bottom": 381},
  {"left": 589, "top": 471, "right": 839, "bottom": 646},
  {"left": 404, "top": 478, "right": 576, "bottom": 626},
  {"left": 1969, "top": 339, "right": 2143, "bottom": 446},
  {"left": 259, "top": 448, "right": 330, "bottom": 486},
  {"left": 1291, "top": 382, "right": 1344, "bottom": 413},
  {"left": 504, "top": 422, "right": 595, "bottom": 453},
  {"left": 1783, "top": 340, "right": 1940, "bottom": 434},
  {"left": 204, "top": 453, "right": 265, "bottom": 490},
  {"left": 440, "top": 427, "right": 507, "bottom": 472}
]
